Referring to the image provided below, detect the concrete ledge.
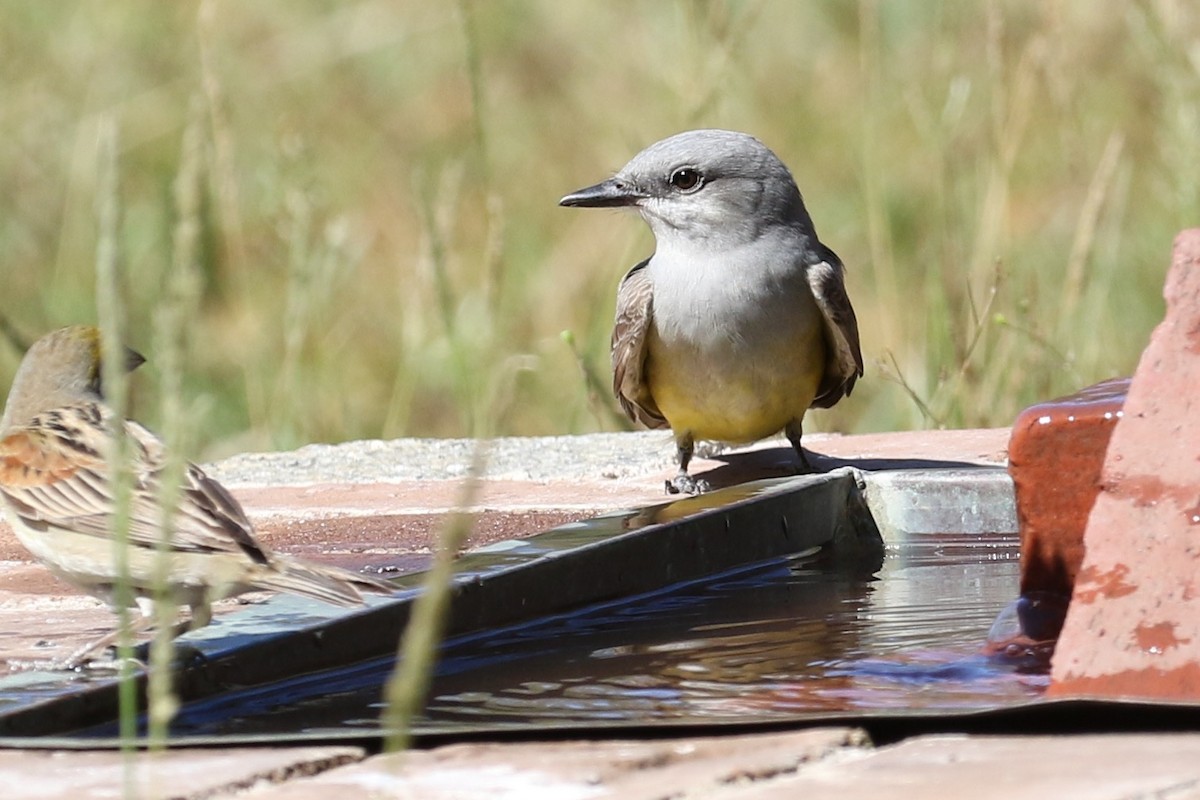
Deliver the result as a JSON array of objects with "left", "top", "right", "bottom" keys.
[
  {"left": 862, "top": 468, "right": 1016, "bottom": 539},
  {"left": 746, "top": 733, "right": 1200, "bottom": 799},
  {"left": 0, "top": 745, "right": 364, "bottom": 800},
  {"left": 244, "top": 728, "right": 868, "bottom": 800},
  {"left": 146, "top": 731, "right": 1200, "bottom": 800}
]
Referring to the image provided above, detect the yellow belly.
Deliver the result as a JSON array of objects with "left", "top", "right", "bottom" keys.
[{"left": 646, "top": 321, "right": 826, "bottom": 443}]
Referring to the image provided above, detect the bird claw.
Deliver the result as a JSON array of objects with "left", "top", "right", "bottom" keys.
[
  {"left": 73, "top": 648, "right": 148, "bottom": 673},
  {"left": 90, "top": 641, "right": 207, "bottom": 672},
  {"left": 665, "top": 473, "right": 711, "bottom": 495}
]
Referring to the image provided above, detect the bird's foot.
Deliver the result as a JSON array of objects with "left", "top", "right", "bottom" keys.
[
  {"left": 89, "top": 639, "right": 206, "bottom": 671},
  {"left": 794, "top": 448, "right": 816, "bottom": 474},
  {"left": 75, "top": 647, "right": 149, "bottom": 673},
  {"left": 785, "top": 422, "right": 823, "bottom": 475},
  {"left": 665, "top": 472, "right": 711, "bottom": 495},
  {"left": 127, "top": 640, "right": 208, "bottom": 670}
]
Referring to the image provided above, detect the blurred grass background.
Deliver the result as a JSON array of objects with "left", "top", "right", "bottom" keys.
[{"left": 0, "top": 0, "right": 1196, "bottom": 459}]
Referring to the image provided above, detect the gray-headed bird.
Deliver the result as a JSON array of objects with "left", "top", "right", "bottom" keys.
[{"left": 561, "top": 129, "right": 862, "bottom": 494}]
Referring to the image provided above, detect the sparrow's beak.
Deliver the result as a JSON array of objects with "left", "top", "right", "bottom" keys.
[{"left": 123, "top": 346, "right": 146, "bottom": 373}]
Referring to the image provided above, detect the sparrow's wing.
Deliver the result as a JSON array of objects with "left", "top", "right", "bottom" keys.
[
  {"left": 611, "top": 258, "right": 667, "bottom": 428},
  {"left": 0, "top": 403, "right": 269, "bottom": 564},
  {"left": 805, "top": 244, "right": 864, "bottom": 408}
]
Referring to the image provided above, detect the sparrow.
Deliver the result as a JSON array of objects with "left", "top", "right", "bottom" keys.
[{"left": 0, "top": 325, "right": 394, "bottom": 667}]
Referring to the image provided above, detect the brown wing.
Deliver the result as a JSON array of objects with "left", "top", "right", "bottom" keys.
[
  {"left": 611, "top": 259, "right": 667, "bottom": 428},
  {"left": 129, "top": 420, "right": 271, "bottom": 565},
  {"left": 806, "top": 246, "right": 864, "bottom": 409},
  {"left": 0, "top": 404, "right": 269, "bottom": 565}
]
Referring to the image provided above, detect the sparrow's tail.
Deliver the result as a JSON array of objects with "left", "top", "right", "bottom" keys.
[{"left": 255, "top": 556, "right": 395, "bottom": 608}]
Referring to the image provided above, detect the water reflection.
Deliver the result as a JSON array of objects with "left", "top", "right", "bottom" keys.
[
  {"left": 147, "top": 527, "right": 1043, "bottom": 737},
  {"left": 419, "top": 531, "right": 1043, "bottom": 728}
]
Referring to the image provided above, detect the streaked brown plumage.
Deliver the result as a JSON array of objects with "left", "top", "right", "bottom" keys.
[{"left": 0, "top": 325, "right": 393, "bottom": 667}]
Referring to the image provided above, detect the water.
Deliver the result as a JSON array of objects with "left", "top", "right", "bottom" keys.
[{"left": 151, "top": 527, "right": 1045, "bottom": 737}]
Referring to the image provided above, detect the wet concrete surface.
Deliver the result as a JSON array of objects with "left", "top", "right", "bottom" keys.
[{"left": 0, "top": 510, "right": 581, "bottom": 668}]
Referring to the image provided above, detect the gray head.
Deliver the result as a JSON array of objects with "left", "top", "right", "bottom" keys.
[{"left": 560, "top": 129, "right": 815, "bottom": 247}]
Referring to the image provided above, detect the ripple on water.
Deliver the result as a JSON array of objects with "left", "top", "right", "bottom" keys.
[{"left": 145, "top": 526, "right": 1045, "bottom": 737}]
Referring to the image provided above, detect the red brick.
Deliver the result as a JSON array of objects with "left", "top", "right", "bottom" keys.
[
  {"left": 1050, "top": 229, "right": 1200, "bottom": 700},
  {"left": 1008, "top": 378, "right": 1128, "bottom": 600}
]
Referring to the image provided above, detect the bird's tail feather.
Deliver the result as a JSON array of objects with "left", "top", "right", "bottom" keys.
[{"left": 255, "top": 557, "right": 394, "bottom": 608}]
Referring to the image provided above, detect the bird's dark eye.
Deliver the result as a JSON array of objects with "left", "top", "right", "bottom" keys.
[{"left": 669, "top": 168, "right": 703, "bottom": 193}]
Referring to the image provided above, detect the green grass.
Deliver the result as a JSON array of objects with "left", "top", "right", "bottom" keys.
[{"left": 1, "top": 1, "right": 1195, "bottom": 457}]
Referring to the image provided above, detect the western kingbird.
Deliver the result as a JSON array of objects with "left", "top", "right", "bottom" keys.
[{"left": 561, "top": 129, "right": 863, "bottom": 495}]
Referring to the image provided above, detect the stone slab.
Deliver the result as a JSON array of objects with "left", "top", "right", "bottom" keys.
[
  {"left": 236, "top": 728, "right": 868, "bottom": 800},
  {"left": 204, "top": 429, "right": 1010, "bottom": 495},
  {"left": 205, "top": 429, "right": 1009, "bottom": 523},
  {"left": 0, "top": 745, "right": 363, "bottom": 800},
  {"left": 728, "top": 733, "right": 1200, "bottom": 799},
  {"left": 1, "top": 731, "right": 1198, "bottom": 800},
  {"left": 1051, "top": 229, "right": 1200, "bottom": 700},
  {"left": 862, "top": 467, "right": 1016, "bottom": 538}
]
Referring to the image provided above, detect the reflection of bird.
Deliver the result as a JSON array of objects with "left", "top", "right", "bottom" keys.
[
  {"left": 0, "top": 325, "right": 394, "bottom": 667},
  {"left": 562, "top": 129, "right": 863, "bottom": 494}
]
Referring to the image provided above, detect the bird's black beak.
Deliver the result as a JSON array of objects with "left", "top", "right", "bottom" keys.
[
  {"left": 123, "top": 346, "right": 146, "bottom": 373},
  {"left": 559, "top": 178, "right": 645, "bottom": 208}
]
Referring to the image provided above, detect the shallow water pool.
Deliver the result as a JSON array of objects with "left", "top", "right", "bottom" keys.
[{"left": 146, "top": 526, "right": 1044, "bottom": 738}]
